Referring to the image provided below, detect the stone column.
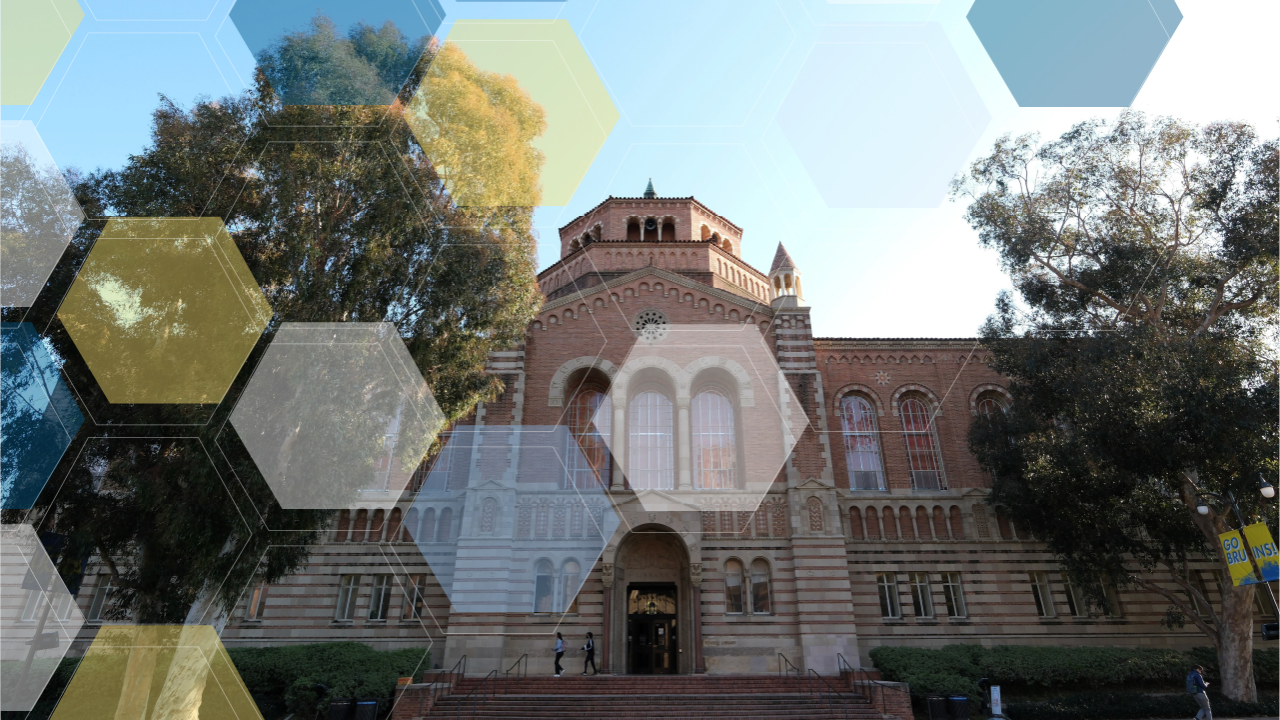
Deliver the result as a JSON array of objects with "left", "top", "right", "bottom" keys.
[
  {"left": 690, "top": 562, "right": 704, "bottom": 673},
  {"left": 601, "top": 563, "right": 614, "bottom": 674},
  {"left": 676, "top": 399, "right": 691, "bottom": 490},
  {"left": 611, "top": 402, "right": 627, "bottom": 490}
]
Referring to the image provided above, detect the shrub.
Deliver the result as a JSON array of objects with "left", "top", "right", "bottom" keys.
[
  {"left": 868, "top": 645, "right": 985, "bottom": 701},
  {"left": 1004, "top": 691, "right": 1279, "bottom": 720},
  {"left": 1187, "top": 646, "right": 1278, "bottom": 686}
]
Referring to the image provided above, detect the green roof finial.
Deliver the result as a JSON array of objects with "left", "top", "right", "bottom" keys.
[{"left": 643, "top": 178, "right": 656, "bottom": 199}]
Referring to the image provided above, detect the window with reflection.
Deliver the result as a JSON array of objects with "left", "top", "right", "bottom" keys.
[
  {"left": 975, "top": 393, "right": 1008, "bottom": 419},
  {"left": 436, "top": 507, "right": 452, "bottom": 542},
  {"left": 567, "top": 388, "right": 612, "bottom": 488},
  {"left": 534, "top": 560, "right": 554, "bottom": 613},
  {"left": 562, "top": 559, "right": 581, "bottom": 614},
  {"left": 900, "top": 397, "right": 946, "bottom": 490},
  {"left": 750, "top": 559, "right": 771, "bottom": 615},
  {"left": 629, "top": 389, "right": 674, "bottom": 490},
  {"left": 692, "top": 387, "right": 737, "bottom": 489},
  {"left": 840, "top": 395, "right": 885, "bottom": 490},
  {"left": 724, "top": 559, "right": 745, "bottom": 614}
]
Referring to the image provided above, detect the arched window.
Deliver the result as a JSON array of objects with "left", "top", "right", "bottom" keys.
[
  {"left": 915, "top": 506, "right": 930, "bottom": 540},
  {"left": 881, "top": 506, "right": 898, "bottom": 540},
  {"left": 948, "top": 506, "right": 965, "bottom": 540},
  {"left": 561, "top": 559, "right": 581, "bottom": 614},
  {"left": 479, "top": 497, "right": 498, "bottom": 534},
  {"left": 724, "top": 559, "right": 745, "bottom": 614},
  {"left": 661, "top": 220, "right": 675, "bottom": 242},
  {"left": 900, "top": 397, "right": 946, "bottom": 490},
  {"left": 334, "top": 510, "right": 351, "bottom": 542},
  {"left": 386, "top": 508, "right": 402, "bottom": 542},
  {"left": 839, "top": 395, "right": 885, "bottom": 490},
  {"left": 369, "top": 509, "right": 385, "bottom": 542},
  {"left": 701, "top": 224, "right": 712, "bottom": 241},
  {"left": 976, "top": 392, "right": 1008, "bottom": 419},
  {"left": 420, "top": 507, "right": 436, "bottom": 543},
  {"left": 534, "top": 560, "right": 554, "bottom": 613},
  {"left": 849, "top": 507, "right": 864, "bottom": 540},
  {"left": 750, "top": 559, "right": 771, "bottom": 614},
  {"left": 866, "top": 508, "right": 881, "bottom": 539},
  {"left": 692, "top": 387, "right": 737, "bottom": 489},
  {"left": 900, "top": 506, "right": 916, "bottom": 540},
  {"left": 932, "top": 506, "right": 948, "bottom": 540},
  {"left": 567, "top": 388, "right": 611, "bottom": 489},
  {"left": 403, "top": 508, "right": 418, "bottom": 542},
  {"left": 436, "top": 507, "right": 453, "bottom": 542},
  {"left": 629, "top": 389, "right": 674, "bottom": 490},
  {"left": 353, "top": 509, "right": 368, "bottom": 542},
  {"left": 627, "top": 220, "right": 641, "bottom": 242}
]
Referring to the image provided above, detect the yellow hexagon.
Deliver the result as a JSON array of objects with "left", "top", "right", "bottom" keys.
[
  {"left": 58, "top": 218, "right": 271, "bottom": 404},
  {"left": 407, "top": 20, "right": 618, "bottom": 207},
  {"left": 50, "top": 625, "right": 262, "bottom": 720},
  {"left": 0, "top": 0, "right": 84, "bottom": 105}
]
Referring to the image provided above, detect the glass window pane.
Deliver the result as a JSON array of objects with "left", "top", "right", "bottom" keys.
[
  {"left": 534, "top": 561, "right": 554, "bottom": 613},
  {"left": 568, "top": 389, "right": 611, "bottom": 489},
  {"left": 877, "top": 573, "right": 900, "bottom": 618},
  {"left": 725, "top": 560, "right": 744, "bottom": 614},
  {"left": 901, "top": 398, "right": 946, "bottom": 490},
  {"left": 840, "top": 396, "right": 884, "bottom": 490},
  {"left": 750, "top": 560, "right": 770, "bottom": 614},
  {"left": 692, "top": 389, "right": 737, "bottom": 489},
  {"left": 629, "top": 391, "right": 674, "bottom": 490},
  {"left": 909, "top": 572, "right": 933, "bottom": 617},
  {"left": 942, "top": 572, "right": 966, "bottom": 618}
]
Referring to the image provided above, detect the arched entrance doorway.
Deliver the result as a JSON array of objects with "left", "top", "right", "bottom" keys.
[{"left": 610, "top": 526, "right": 695, "bottom": 674}]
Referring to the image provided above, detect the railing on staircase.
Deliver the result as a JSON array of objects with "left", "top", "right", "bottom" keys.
[
  {"left": 431, "top": 655, "right": 466, "bottom": 706},
  {"left": 807, "top": 668, "right": 853, "bottom": 720},
  {"left": 455, "top": 669, "right": 498, "bottom": 719},
  {"left": 777, "top": 652, "right": 801, "bottom": 680},
  {"left": 838, "top": 653, "right": 911, "bottom": 715},
  {"left": 504, "top": 654, "right": 529, "bottom": 680}
]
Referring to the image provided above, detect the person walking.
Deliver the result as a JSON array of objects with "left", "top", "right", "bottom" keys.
[
  {"left": 1186, "top": 664, "right": 1212, "bottom": 720},
  {"left": 553, "top": 632, "right": 565, "bottom": 677},
  {"left": 582, "top": 632, "right": 597, "bottom": 676}
]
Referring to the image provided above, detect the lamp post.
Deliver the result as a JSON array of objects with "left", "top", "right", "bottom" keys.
[{"left": 1195, "top": 474, "right": 1278, "bottom": 623}]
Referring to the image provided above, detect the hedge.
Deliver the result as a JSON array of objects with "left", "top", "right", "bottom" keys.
[
  {"left": 869, "top": 644, "right": 1280, "bottom": 702},
  {"left": 1004, "top": 691, "right": 1280, "bottom": 720},
  {"left": 11, "top": 643, "right": 428, "bottom": 720}
]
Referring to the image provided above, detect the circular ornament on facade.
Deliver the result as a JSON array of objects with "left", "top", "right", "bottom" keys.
[{"left": 633, "top": 309, "right": 669, "bottom": 344}]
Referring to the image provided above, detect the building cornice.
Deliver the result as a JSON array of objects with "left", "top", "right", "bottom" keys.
[{"left": 538, "top": 265, "right": 775, "bottom": 318}]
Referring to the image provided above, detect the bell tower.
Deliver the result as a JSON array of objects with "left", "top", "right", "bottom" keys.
[{"left": 769, "top": 243, "right": 803, "bottom": 307}]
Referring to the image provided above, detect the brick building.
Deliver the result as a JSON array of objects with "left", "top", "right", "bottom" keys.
[{"left": 86, "top": 185, "right": 1277, "bottom": 675}]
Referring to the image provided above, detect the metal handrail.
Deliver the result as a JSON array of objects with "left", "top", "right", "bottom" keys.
[
  {"left": 431, "top": 655, "right": 466, "bottom": 706},
  {"left": 808, "top": 668, "right": 851, "bottom": 720},
  {"left": 455, "top": 669, "right": 498, "bottom": 719},
  {"left": 777, "top": 652, "right": 801, "bottom": 679},
  {"left": 837, "top": 653, "right": 911, "bottom": 713},
  {"left": 504, "top": 653, "right": 528, "bottom": 680}
]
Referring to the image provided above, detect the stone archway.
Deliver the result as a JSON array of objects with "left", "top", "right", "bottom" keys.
[{"left": 610, "top": 526, "right": 697, "bottom": 674}]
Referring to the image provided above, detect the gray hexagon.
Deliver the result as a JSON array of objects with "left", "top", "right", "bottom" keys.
[
  {"left": 408, "top": 425, "right": 620, "bottom": 617},
  {"left": 230, "top": 322, "right": 446, "bottom": 509},
  {"left": 1, "top": 524, "right": 86, "bottom": 711},
  {"left": 776, "top": 22, "right": 991, "bottom": 208},
  {"left": 968, "top": 0, "right": 1181, "bottom": 107},
  {"left": 593, "top": 323, "right": 808, "bottom": 519},
  {"left": 1, "top": 121, "right": 85, "bottom": 308}
]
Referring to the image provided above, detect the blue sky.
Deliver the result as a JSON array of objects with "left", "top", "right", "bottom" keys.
[{"left": 4, "top": 0, "right": 1277, "bottom": 338}]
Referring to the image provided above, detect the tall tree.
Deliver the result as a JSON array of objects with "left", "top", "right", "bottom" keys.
[
  {"left": 953, "top": 112, "right": 1278, "bottom": 701},
  {"left": 11, "top": 24, "right": 544, "bottom": 626}
]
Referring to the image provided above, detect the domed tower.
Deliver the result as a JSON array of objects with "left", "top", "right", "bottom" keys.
[{"left": 769, "top": 243, "right": 804, "bottom": 307}]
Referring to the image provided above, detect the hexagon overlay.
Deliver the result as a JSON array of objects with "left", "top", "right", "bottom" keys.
[
  {"left": 1, "top": 524, "right": 86, "bottom": 711},
  {"left": 48, "top": 625, "right": 261, "bottom": 720},
  {"left": 408, "top": 425, "right": 620, "bottom": 616},
  {"left": 228, "top": 0, "right": 444, "bottom": 105},
  {"left": 231, "top": 322, "right": 446, "bottom": 510},
  {"left": 0, "top": 0, "right": 83, "bottom": 105},
  {"left": 777, "top": 23, "right": 990, "bottom": 209},
  {"left": 968, "top": 0, "right": 1182, "bottom": 107},
  {"left": 58, "top": 218, "right": 272, "bottom": 405},
  {"left": 1, "top": 121, "right": 86, "bottom": 308},
  {"left": 594, "top": 323, "right": 807, "bottom": 518},
  {"left": 407, "top": 20, "right": 618, "bottom": 206},
  {"left": 1, "top": 323, "right": 83, "bottom": 510}
]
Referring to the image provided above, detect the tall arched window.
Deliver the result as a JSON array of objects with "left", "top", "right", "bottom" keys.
[
  {"left": 534, "top": 560, "right": 554, "bottom": 613},
  {"left": 900, "top": 397, "right": 946, "bottom": 490},
  {"left": 403, "top": 508, "right": 418, "bottom": 542},
  {"left": 436, "top": 507, "right": 453, "bottom": 542},
  {"left": 567, "top": 388, "right": 612, "bottom": 489},
  {"left": 629, "top": 389, "right": 674, "bottom": 490},
  {"left": 561, "top": 559, "right": 581, "bottom": 614},
  {"left": 692, "top": 387, "right": 737, "bottom": 489},
  {"left": 750, "top": 559, "right": 771, "bottom": 615},
  {"left": 840, "top": 395, "right": 885, "bottom": 490},
  {"left": 724, "top": 559, "right": 745, "bottom": 614}
]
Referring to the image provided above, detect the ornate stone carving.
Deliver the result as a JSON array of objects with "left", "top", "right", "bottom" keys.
[
  {"left": 690, "top": 562, "right": 703, "bottom": 587},
  {"left": 601, "top": 563, "right": 615, "bottom": 588}
]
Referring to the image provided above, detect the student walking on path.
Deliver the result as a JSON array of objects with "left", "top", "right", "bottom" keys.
[
  {"left": 582, "top": 632, "right": 597, "bottom": 675},
  {"left": 1186, "top": 665, "right": 1212, "bottom": 720},
  {"left": 553, "top": 632, "right": 565, "bottom": 677}
]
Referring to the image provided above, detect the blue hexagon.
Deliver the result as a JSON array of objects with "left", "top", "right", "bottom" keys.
[
  {"left": 1, "top": 324, "right": 83, "bottom": 510},
  {"left": 776, "top": 22, "right": 991, "bottom": 209},
  {"left": 968, "top": 0, "right": 1182, "bottom": 107},
  {"left": 228, "top": 0, "right": 445, "bottom": 105}
]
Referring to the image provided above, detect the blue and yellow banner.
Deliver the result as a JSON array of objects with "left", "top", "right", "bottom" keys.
[
  {"left": 1242, "top": 522, "right": 1279, "bottom": 583},
  {"left": 1219, "top": 530, "right": 1259, "bottom": 586}
]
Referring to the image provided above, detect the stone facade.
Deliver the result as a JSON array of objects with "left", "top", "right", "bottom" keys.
[{"left": 73, "top": 191, "right": 1279, "bottom": 676}]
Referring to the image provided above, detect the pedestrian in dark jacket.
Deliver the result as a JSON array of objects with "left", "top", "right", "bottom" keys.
[
  {"left": 582, "top": 632, "right": 597, "bottom": 675},
  {"left": 1186, "top": 665, "right": 1212, "bottom": 720}
]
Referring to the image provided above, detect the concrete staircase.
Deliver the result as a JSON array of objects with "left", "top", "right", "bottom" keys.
[{"left": 429, "top": 674, "right": 885, "bottom": 719}]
